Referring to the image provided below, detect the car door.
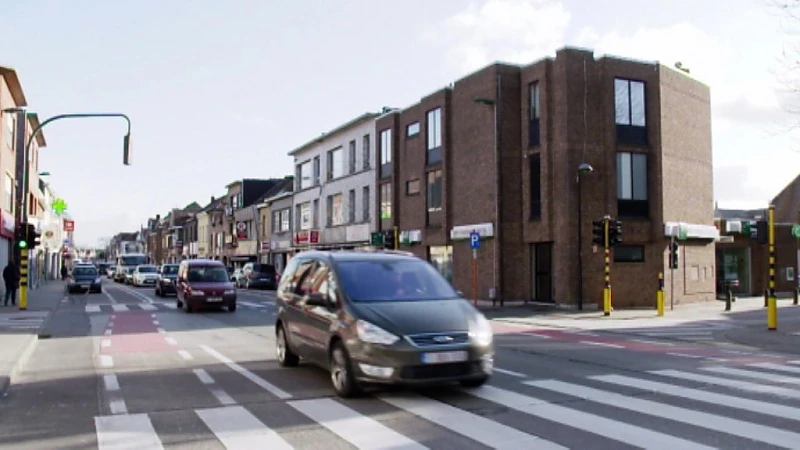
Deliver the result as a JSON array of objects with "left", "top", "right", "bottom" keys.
[
  {"left": 302, "top": 260, "right": 342, "bottom": 363},
  {"left": 280, "top": 258, "right": 317, "bottom": 356}
]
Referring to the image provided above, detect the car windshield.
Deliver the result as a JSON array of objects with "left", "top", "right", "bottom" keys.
[
  {"left": 138, "top": 266, "right": 157, "bottom": 273},
  {"left": 73, "top": 267, "right": 98, "bottom": 276},
  {"left": 162, "top": 265, "right": 179, "bottom": 275},
  {"left": 122, "top": 256, "right": 147, "bottom": 266},
  {"left": 335, "top": 259, "right": 459, "bottom": 302},
  {"left": 187, "top": 266, "right": 229, "bottom": 282},
  {"left": 253, "top": 263, "right": 275, "bottom": 274}
]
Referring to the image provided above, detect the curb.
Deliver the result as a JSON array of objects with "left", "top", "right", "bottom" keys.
[
  {"left": 0, "top": 335, "right": 39, "bottom": 397},
  {"left": 36, "top": 293, "right": 67, "bottom": 340}
]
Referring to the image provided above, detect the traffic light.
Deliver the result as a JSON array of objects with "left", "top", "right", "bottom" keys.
[
  {"left": 754, "top": 220, "right": 768, "bottom": 245},
  {"left": 591, "top": 219, "right": 607, "bottom": 246},
  {"left": 383, "top": 229, "right": 396, "bottom": 250},
  {"left": 608, "top": 220, "right": 623, "bottom": 247},
  {"left": 15, "top": 224, "right": 27, "bottom": 249},
  {"left": 669, "top": 242, "right": 679, "bottom": 269},
  {"left": 26, "top": 223, "right": 41, "bottom": 249}
]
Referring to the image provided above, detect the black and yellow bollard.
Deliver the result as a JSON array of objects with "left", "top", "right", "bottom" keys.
[
  {"left": 725, "top": 288, "right": 732, "bottom": 311},
  {"left": 794, "top": 288, "right": 798, "bottom": 306},
  {"left": 602, "top": 217, "right": 612, "bottom": 316},
  {"left": 19, "top": 248, "right": 28, "bottom": 310},
  {"left": 767, "top": 204, "right": 778, "bottom": 331},
  {"left": 656, "top": 272, "right": 664, "bottom": 316}
]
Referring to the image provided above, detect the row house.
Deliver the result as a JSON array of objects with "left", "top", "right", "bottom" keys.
[
  {"left": 256, "top": 178, "right": 294, "bottom": 273},
  {"left": 195, "top": 196, "right": 220, "bottom": 259},
  {"left": 220, "top": 179, "right": 283, "bottom": 268},
  {"left": 289, "top": 113, "right": 378, "bottom": 252},
  {"left": 376, "top": 47, "right": 717, "bottom": 308}
]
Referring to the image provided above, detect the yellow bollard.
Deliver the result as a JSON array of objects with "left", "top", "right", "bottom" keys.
[
  {"left": 657, "top": 272, "right": 664, "bottom": 317},
  {"left": 768, "top": 296, "right": 777, "bottom": 330},
  {"left": 603, "top": 287, "right": 611, "bottom": 316}
]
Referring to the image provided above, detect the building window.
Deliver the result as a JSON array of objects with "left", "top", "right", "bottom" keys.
[
  {"left": 4, "top": 115, "right": 14, "bottom": 151},
  {"left": 426, "top": 108, "right": 442, "bottom": 164},
  {"left": 529, "top": 153, "right": 541, "bottom": 220},
  {"left": 300, "top": 202, "right": 311, "bottom": 230},
  {"left": 313, "top": 156, "right": 321, "bottom": 185},
  {"left": 428, "top": 246, "right": 453, "bottom": 283},
  {"left": 362, "top": 134, "right": 371, "bottom": 170},
  {"left": 348, "top": 189, "right": 356, "bottom": 223},
  {"left": 4, "top": 174, "right": 12, "bottom": 214},
  {"left": 426, "top": 170, "right": 442, "bottom": 212},
  {"left": 616, "top": 152, "right": 648, "bottom": 218},
  {"left": 406, "top": 179, "right": 420, "bottom": 195},
  {"left": 328, "top": 147, "right": 344, "bottom": 180},
  {"left": 407, "top": 122, "right": 420, "bottom": 137},
  {"left": 614, "top": 245, "right": 645, "bottom": 263},
  {"left": 614, "top": 78, "right": 647, "bottom": 145},
  {"left": 280, "top": 209, "right": 290, "bottom": 231},
  {"left": 348, "top": 140, "right": 356, "bottom": 174},
  {"left": 312, "top": 199, "right": 319, "bottom": 228},
  {"left": 297, "top": 161, "right": 312, "bottom": 190},
  {"left": 362, "top": 186, "right": 370, "bottom": 222},
  {"left": 380, "top": 129, "right": 392, "bottom": 178},
  {"left": 329, "top": 194, "right": 343, "bottom": 226},
  {"left": 528, "top": 82, "right": 540, "bottom": 147},
  {"left": 380, "top": 183, "right": 392, "bottom": 220},
  {"left": 272, "top": 211, "right": 281, "bottom": 233}
]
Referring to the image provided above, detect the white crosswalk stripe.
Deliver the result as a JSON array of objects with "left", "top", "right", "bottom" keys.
[
  {"left": 93, "top": 360, "right": 800, "bottom": 449},
  {"left": 606, "top": 320, "right": 732, "bottom": 341},
  {"left": 84, "top": 300, "right": 272, "bottom": 314}
]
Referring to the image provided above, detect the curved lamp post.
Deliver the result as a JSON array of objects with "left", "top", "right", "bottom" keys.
[{"left": 576, "top": 162, "right": 594, "bottom": 310}]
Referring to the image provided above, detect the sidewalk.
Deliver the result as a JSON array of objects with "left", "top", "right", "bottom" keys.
[
  {"left": 0, "top": 282, "right": 65, "bottom": 395},
  {"left": 719, "top": 319, "right": 800, "bottom": 355}
]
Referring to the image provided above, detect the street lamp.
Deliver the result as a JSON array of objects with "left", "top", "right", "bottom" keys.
[
  {"left": 474, "top": 94, "right": 501, "bottom": 305},
  {"left": 576, "top": 162, "right": 594, "bottom": 310}
]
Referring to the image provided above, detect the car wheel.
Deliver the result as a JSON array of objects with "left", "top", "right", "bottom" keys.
[
  {"left": 330, "top": 342, "right": 361, "bottom": 398},
  {"left": 459, "top": 376, "right": 489, "bottom": 388},
  {"left": 276, "top": 324, "right": 299, "bottom": 367},
  {"left": 228, "top": 303, "right": 236, "bottom": 312}
]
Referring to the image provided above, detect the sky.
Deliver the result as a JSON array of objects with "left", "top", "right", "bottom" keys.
[{"left": 1, "top": 0, "right": 796, "bottom": 247}]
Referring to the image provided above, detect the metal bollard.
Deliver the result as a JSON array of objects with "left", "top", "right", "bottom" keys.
[
  {"left": 764, "top": 289, "right": 769, "bottom": 307},
  {"left": 725, "top": 289, "right": 732, "bottom": 311},
  {"left": 656, "top": 272, "right": 664, "bottom": 316},
  {"left": 794, "top": 288, "right": 799, "bottom": 306}
]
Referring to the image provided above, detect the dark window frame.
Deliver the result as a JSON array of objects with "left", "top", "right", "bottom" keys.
[
  {"left": 406, "top": 179, "right": 420, "bottom": 195},
  {"left": 613, "top": 245, "right": 645, "bottom": 263},
  {"left": 426, "top": 169, "right": 442, "bottom": 212},
  {"left": 528, "top": 82, "right": 540, "bottom": 147},
  {"left": 614, "top": 78, "right": 648, "bottom": 146},
  {"left": 616, "top": 151, "right": 649, "bottom": 219},
  {"left": 379, "top": 129, "right": 392, "bottom": 178},
  {"left": 426, "top": 108, "right": 442, "bottom": 165},
  {"left": 529, "top": 153, "right": 541, "bottom": 220}
]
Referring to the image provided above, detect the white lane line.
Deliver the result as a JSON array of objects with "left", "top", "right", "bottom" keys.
[
  {"left": 101, "top": 339, "right": 111, "bottom": 348},
  {"left": 237, "top": 300, "right": 265, "bottom": 308},
  {"left": 748, "top": 362, "right": 800, "bottom": 375},
  {"left": 629, "top": 339, "right": 675, "bottom": 346},
  {"left": 525, "top": 333, "right": 551, "bottom": 339},
  {"left": 702, "top": 366, "right": 800, "bottom": 384},
  {"left": 95, "top": 413, "right": 163, "bottom": 450},
  {"left": 103, "top": 291, "right": 117, "bottom": 304},
  {"left": 195, "top": 405, "right": 292, "bottom": 449},
  {"left": 178, "top": 350, "right": 193, "bottom": 360},
  {"left": 527, "top": 379, "right": 800, "bottom": 448},
  {"left": 157, "top": 328, "right": 165, "bottom": 334},
  {"left": 103, "top": 374, "right": 120, "bottom": 391},
  {"left": 139, "top": 304, "right": 157, "bottom": 311},
  {"left": 580, "top": 341, "right": 624, "bottom": 349},
  {"left": 210, "top": 389, "right": 237, "bottom": 405},
  {"left": 108, "top": 398, "right": 128, "bottom": 415},
  {"left": 111, "top": 304, "right": 128, "bottom": 312},
  {"left": 86, "top": 305, "right": 101, "bottom": 313},
  {"left": 200, "top": 345, "right": 291, "bottom": 399},
  {"left": 150, "top": 313, "right": 157, "bottom": 318},
  {"left": 99, "top": 355, "right": 114, "bottom": 368},
  {"left": 467, "top": 385, "right": 711, "bottom": 449},
  {"left": 378, "top": 392, "right": 561, "bottom": 449},
  {"left": 104, "top": 329, "right": 112, "bottom": 336},
  {"left": 165, "top": 337, "right": 177, "bottom": 346},
  {"left": 193, "top": 368, "right": 214, "bottom": 384},
  {"left": 666, "top": 352, "right": 705, "bottom": 358},
  {"left": 493, "top": 368, "right": 527, "bottom": 378},
  {"left": 152, "top": 320, "right": 159, "bottom": 325},
  {"left": 289, "top": 398, "right": 428, "bottom": 450}
]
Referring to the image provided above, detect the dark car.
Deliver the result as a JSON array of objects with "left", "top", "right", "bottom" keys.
[
  {"left": 155, "top": 264, "right": 180, "bottom": 297},
  {"left": 175, "top": 259, "right": 237, "bottom": 313},
  {"left": 239, "top": 262, "right": 278, "bottom": 290},
  {"left": 274, "top": 250, "right": 494, "bottom": 398},
  {"left": 68, "top": 265, "right": 103, "bottom": 294}
]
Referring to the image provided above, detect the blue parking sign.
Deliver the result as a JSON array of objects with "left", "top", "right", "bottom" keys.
[{"left": 469, "top": 231, "right": 480, "bottom": 249}]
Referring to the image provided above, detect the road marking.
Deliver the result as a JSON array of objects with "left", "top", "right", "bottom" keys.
[
  {"left": 111, "top": 304, "right": 128, "bottom": 312},
  {"left": 109, "top": 398, "right": 127, "bottom": 415},
  {"left": 95, "top": 413, "right": 163, "bottom": 450},
  {"left": 178, "top": 350, "right": 192, "bottom": 360},
  {"left": 195, "top": 405, "right": 292, "bottom": 449},
  {"left": 152, "top": 320, "right": 159, "bottom": 325},
  {"left": 591, "top": 374, "right": 800, "bottom": 420},
  {"left": 99, "top": 355, "right": 114, "bottom": 368},
  {"left": 703, "top": 366, "right": 800, "bottom": 384},
  {"left": 237, "top": 300, "right": 265, "bottom": 308},
  {"left": 139, "top": 304, "right": 157, "bottom": 311},
  {"left": 101, "top": 338, "right": 110, "bottom": 347},
  {"left": 104, "top": 329, "right": 112, "bottom": 336},
  {"left": 193, "top": 368, "right": 214, "bottom": 384},
  {"left": 524, "top": 333, "right": 551, "bottom": 339},
  {"left": 790, "top": 360, "right": 800, "bottom": 365},
  {"left": 210, "top": 389, "right": 236, "bottom": 405},
  {"left": 86, "top": 305, "right": 101, "bottom": 313},
  {"left": 103, "top": 291, "right": 117, "bottom": 304},
  {"left": 289, "top": 398, "right": 428, "bottom": 450},
  {"left": 580, "top": 341, "right": 624, "bottom": 349},
  {"left": 107, "top": 322, "right": 114, "bottom": 328},
  {"left": 150, "top": 314, "right": 156, "bottom": 318},
  {"left": 748, "top": 362, "right": 800, "bottom": 375},
  {"left": 200, "top": 345, "right": 291, "bottom": 399},
  {"left": 527, "top": 379, "right": 800, "bottom": 448},
  {"left": 465, "top": 385, "right": 709, "bottom": 449},
  {"left": 651, "top": 369, "right": 800, "bottom": 399},
  {"left": 666, "top": 352, "right": 705, "bottom": 358},
  {"left": 157, "top": 328, "right": 165, "bottom": 334},
  {"left": 629, "top": 339, "right": 675, "bottom": 346},
  {"left": 493, "top": 368, "right": 527, "bottom": 378},
  {"left": 378, "top": 392, "right": 557, "bottom": 448},
  {"left": 103, "top": 374, "right": 120, "bottom": 391},
  {"left": 165, "top": 337, "right": 177, "bottom": 346}
]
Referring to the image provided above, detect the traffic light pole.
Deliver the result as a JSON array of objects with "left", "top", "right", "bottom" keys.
[
  {"left": 603, "top": 216, "right": 612, "bottom": 316},
  {"left": 670, "top": 235, "right": 675, "bottom": 311},
  {"left": 767, "top": 204, "right": 777, "bottom": 331}
]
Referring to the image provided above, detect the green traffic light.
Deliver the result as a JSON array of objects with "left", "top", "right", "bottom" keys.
[{"left": 18, "top": 240, "right": 27, "bottom": 249}]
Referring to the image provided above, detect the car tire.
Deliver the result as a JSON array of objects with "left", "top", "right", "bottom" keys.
[
  {"left": 329, "top": 341, "right": 361, "bottom": 398},
  {"left": 276, "top": 324, "right": 299, "bottom": 367},
  {"left": 228, "top": 303, "right": 236, "bottom": 312},
  {"left": 459, "top": 376, "right": 489, "bottom": 388}
]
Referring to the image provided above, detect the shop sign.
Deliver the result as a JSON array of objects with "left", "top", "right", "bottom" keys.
[
  {"left": 294, "top": 230, "right": 320, "bottom": 245},
  {"left": 63, "top": 220, "right": 75, "bottom": 232},
  {"left": 260, "top": 242, "right": 271, "bottom": 252}
]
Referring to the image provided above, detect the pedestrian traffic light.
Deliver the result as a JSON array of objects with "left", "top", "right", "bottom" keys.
[
  {"left": 608, "top": 219, "right": 623, "bottom": 247},
  {"left": 669, "top": 241, "right": 679, "bottom": 269},
  {"left": 383, "top": 229, "right": 396, "bottom": 250},
  {"left": 754, "top": 219, "right": 768, "bottom": 245},
  {"left": 592, "top": 219, "right": 607, "bottom": 247},
  {"left": 26, "top": 223, "right": 41, "bottom": 249}
]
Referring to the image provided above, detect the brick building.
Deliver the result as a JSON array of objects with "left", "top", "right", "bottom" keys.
[{"left": 376, "top": 47, "right": 717, "bottom": 308}]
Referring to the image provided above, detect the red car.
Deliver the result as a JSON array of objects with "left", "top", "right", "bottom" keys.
[{"left": 175, "top": 259, "right": 237, "bottom": 313}]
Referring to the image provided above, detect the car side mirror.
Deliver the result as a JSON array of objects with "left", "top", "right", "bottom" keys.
[{"left": 305, "top": 292, "right": 329, "bottom": 307}]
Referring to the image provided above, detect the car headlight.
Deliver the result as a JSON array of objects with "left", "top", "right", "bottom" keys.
[
  {"left": 469, "top": 313, "right": 493, "bottom": 346},
  {"left": 94, "top": 278, "right": 102, "bottom": 284},
  {"left": 163, "top": 279, "right": 171, "bottom": 283},
  {"left": 356, "top": 320, "right": 399, "bottom": 345}
]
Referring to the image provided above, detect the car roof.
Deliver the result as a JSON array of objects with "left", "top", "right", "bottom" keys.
[
  {"left": 295, "top": 250, "right": 419, "bottom": 263},
  {"left": 181, "top": 259, "right": 225, "bottom": 266}
]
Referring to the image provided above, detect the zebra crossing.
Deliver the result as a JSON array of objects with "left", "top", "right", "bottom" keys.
[
  {"left": 93, "top": 359, "right": 800, "bottom": 449},
  {"left": 605, "top": 319, "right": 733, "bottom": 342},
  {"left": 82, "top": 300, "right": 276, "bottom": 314}
]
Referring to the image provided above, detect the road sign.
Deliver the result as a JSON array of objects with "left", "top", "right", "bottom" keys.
[
  {"left": 63, "top": 220, "right": 74, "bottom": 232},
  {"left": 469, "top": 231, "right": 481, "bottom": 249}
]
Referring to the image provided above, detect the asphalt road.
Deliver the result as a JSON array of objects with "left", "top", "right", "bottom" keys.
[{"left": 2, "top": 278, "right": 800, "bottom": 449}]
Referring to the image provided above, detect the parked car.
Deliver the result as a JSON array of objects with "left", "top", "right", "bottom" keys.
[
  {"left": 176, "top": 259, "right": 237, "bottom": 313},
  {"left": 155, "top": 264, "right": 180, "bottom": 297},
  {"left": 106, "top": 267, "right": 116, "bottom": 278},
  {"left": 67, "top": 265, "right": 103, "bottom": 294},
  {"left": 274, "top": 250, "right": 494, "bottom": 398},
  {"left": 239, "top": 262, "right": 278, "bottom": 290},
  {"left": 132, "top": 265, "right": 159, "bottom": 287}
]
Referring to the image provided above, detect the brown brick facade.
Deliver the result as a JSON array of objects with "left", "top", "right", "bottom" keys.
[{"left": 377, "top": 47, "right": 715, "bottom": 308}]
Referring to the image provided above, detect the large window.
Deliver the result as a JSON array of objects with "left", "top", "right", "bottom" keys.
[
  {"left": 614, "top": 245, "right": 645, "bottom": 263},
  {"left": 362, "top": 134, "right": 371, "bottom": 170},
  {"left": 362, "top": 186, "right": 370, "bottom": 222},
  {"left": 407, "top": 122, "right": 420, "bottom": 137},
  {"left": 380, "top": 183, "right": 392, "bottom": 220},
  {"left": 4, "top": 174, "right": 13, "bottom": 213},
  {"left": 428, "top": 246, "right": 453, "bottom": 284},
  {"left": 348, "top": 140, "right": 356, "bottom": 174},
  {"left": 4, "top": 114, "right": 14, "bottom": 151},
  {"left": 300, "top": 202, "right": 312, "bottom": 230},
  {"left": 614, "top": 78, "right": 647, "bottom": 145},
  {"left": 380, "top": 129, "right": 392, "bottom": 178},
  {"left": 426, "top": 108, "right": 442, "bottom": 164},
  {"left": 529, "top": 82, "right": 540, "bottom": 147},
  {"left": 328, "top": 147, "right": 344, "bottom": 180},
  {"left": 616, "top": 152, "right": 648, "bottom": 218},
  {"left": 426, "top": 170, "right": 442, "bottom": 212},
  {"left": 329, "top": 194, "right": 344, "bottom": 226},
  {"left": 529, "top": 153, "right": 541, "bottom": 220},
  {"left": 348, "top": 189, "right": 356, "bottom": 223},
  {"left": 297, "top": 161, "right": 312, "bottom": 190},
  {"left": 273, "top": 208, "right": 290, "bottom": 232}
]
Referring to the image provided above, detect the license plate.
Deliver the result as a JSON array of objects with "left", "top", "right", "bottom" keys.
[
  {"left": 79, "top": 283, "right": 90, "bottom": 288},
  {"left": 421, "top": 351, "right": 468, "bottom": 364},
  {"left": 206, "top": 297, "right": 222, "bottom": 302}
]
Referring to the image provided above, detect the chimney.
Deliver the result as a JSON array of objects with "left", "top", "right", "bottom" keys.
[{"left": 211, "top": 196, "right": 215, "bottom": 203}]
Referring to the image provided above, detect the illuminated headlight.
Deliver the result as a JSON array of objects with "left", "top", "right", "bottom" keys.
[
  {"left": 358, "top": 363, "right": 394, "bottom": 378},
  {"left": 223, "top": 290, "right": 235, "bottom": 295},
  {"left": 94, "top": 278, "right": 102, "bottom": 284},
  {"left": 356, "top": 320, "right": 399, "bottom": 345},
  {"left": 469, "top": 313, "right": 494, "bottom": 346},
  {"left": 163, "top": 279, "right": 171, "bottom": 284}
]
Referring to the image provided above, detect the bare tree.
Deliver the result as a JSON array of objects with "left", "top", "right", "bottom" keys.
[{"left": 771, "top": 0, "right": 800, "bottom": 117}]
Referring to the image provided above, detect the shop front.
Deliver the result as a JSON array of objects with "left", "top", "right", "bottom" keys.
[{"left": 269, "top": 237, "right": 293, "bottom": 274}]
